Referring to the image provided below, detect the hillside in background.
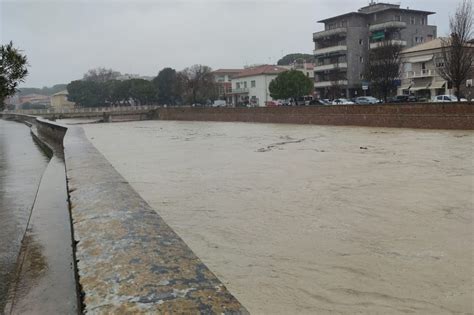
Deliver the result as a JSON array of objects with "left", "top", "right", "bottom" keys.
[
  {"left": 18, "top": 84, "right": 68, "bottom": 96},
  {"left": 277, "top": 53, "right": 315, "bottom": 65}
]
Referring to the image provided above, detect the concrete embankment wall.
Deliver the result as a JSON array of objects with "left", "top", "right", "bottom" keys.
[
  {"left": 156, "top": 103, "right": 474, "bottom": 130},
  {"left": 1, "top": 114, "right": 247, "bottom": 314}
]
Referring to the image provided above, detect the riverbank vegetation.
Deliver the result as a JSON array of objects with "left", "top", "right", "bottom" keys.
[
  {"left": 67, "top": 65, "right": 218, "bottom": 107},
  {"left": 0, "top": 42, "right": 29, "bottom": 111}
]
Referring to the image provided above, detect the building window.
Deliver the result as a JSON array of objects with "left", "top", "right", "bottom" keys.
[
  {"left": 244, "top": 81, "right": 247, "bottom": 88},
  {"left": 435, "top": 58, "right": 445, "bottom": 68},
  {"left": 236, "top": 82, "right": 241, "bottom": 89},
  {"left": 360, "top": 56, "right": 364, "bottom": 63},
  {"left": 251, "top": 80, "right": 256, "bottom": 88},
  {"left": 359, "top": 39, "right": 363, "bottom": 45},
  {"left": 394, "top": 15, "right": 401, "bottom": 21},
  {"left": 415, "top": 36, "right": 424, "bottom": 44},
  {"left": 410, "top": 16, "right": 415, "bottom": 24}
]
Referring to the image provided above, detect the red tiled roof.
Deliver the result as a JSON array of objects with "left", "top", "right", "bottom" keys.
[
  {"left": 233, "top": 65, "right": 287, "bottom": 78},
  {"left": 213, "top": 69, "right": 244, "bottom": 74}
]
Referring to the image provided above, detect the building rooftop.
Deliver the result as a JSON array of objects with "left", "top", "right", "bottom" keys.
[
  {"left": 213, "top": 69, "right": 244, "bottom": 74},
  {"left": 233, "top": 65, "right": 287, "bottom": 79},
  {"left": 402, "top": 37, "right": 474, "bottom": 54},
  {"left": 318, "top": 2, "right": 434, "bottom": 23},
  {"left": 52, "top": 90, "right": 69, "bottom": 96}
]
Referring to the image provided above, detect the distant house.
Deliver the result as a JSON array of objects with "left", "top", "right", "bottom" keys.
[
  {"left": 51, "top": 90, "right": 75, "bottom": 110},
  {"left": 212, "top": 69, "right": 243, "bottom": 104},
  {"left": 398, "top": 38, "right": 474, "bottom": 100},
  {"left": 19, "top": 94, "right": 51, "bottom": 109},
  {"left": 230, "top": 65, "right": 287, "bottom": 107},
  {"left": 280, "top": 62, "right": 315, "bottom": 79}
]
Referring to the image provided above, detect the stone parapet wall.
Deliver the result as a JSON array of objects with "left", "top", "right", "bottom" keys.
[
  {"left": 156, "top": 103, "right": 474, "bottom": 130},
  {"left": 64, "top": 126, "right": 247, "bottom": 314}
]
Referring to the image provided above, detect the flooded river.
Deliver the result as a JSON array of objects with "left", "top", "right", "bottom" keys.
[
  {"left": 83, "top": 120, "right": 473, "bottom": 314},
  {"left": 0, "top": 120, "right": 49, "bottom": 310}
]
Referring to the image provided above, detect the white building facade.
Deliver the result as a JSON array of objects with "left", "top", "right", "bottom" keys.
[
  {"left": 398, "top": 38, "right": 474, "bottom": 100},
  {"left": 230, "top": 65, "right": 287, "bottom": 107}
]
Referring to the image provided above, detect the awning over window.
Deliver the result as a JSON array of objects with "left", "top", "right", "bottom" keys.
[
  {"left": 429, "top": 81, "right": 446, "bottom": 89},
  {"left": 410, "top": 83, "right": 430, "bottom": 91},
  {"left": 400, "top": 84, "right": 411, "bottom": 90},
  {"left": 407, "top": 55, "right": 434, "bottom": 63}
]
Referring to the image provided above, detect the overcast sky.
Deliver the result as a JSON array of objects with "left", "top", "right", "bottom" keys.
[{"left": 1, "top": 0, "right": 454, "bottom": 87}]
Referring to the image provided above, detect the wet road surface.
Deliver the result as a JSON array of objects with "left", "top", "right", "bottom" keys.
[
  {"left": 0, "top": 120, "right": 49, "bottom": 310},
  {"left": 83, "top": 121, "right": 473, "bottom": 314}
]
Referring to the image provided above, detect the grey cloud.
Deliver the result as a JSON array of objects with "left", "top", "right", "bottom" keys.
[{"left": 1, "top": 0, "right": 452, "bottom": 87}]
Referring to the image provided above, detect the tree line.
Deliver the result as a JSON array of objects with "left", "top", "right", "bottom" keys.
[{"left": 66, "top": 65, "right": 218, "bottom": 107}]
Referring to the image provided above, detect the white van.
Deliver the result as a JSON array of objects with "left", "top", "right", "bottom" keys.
[{"left": 212, "top": 100, "right": 226, "bottom": 107}]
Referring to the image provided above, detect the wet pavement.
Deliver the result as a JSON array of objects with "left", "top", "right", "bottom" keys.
[
  {"left": 4, "top": 151, "right": 78, "bottom": 315},
  {"left": 0, "top": 120, "right": 49, "bottom": 311},
  {"left": 83, "top": 120, "right": 473, "bottom": 314}
]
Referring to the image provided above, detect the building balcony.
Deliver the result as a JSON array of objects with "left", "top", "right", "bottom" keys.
[
  {"left": 314, "top": 80, "right": 348, "bottom": 88},
  {"left": 369, "top": 40, "right": 407, "bottom": 49},
  {"left": 313, "top": 45, "right": 347, "bottom": 56},
  {"left": 229, "top": 88, "right": 249, "bottom": 94},
  {"left": 369, "top": 21, "right": 407, "bottom": 32},
  {"left": 314, "top": 63, "right": 348, "bottom": 72},
  {"left": 313, "top": 27, "right": 347, "bottom": 40},
  {"left": 405, "top": 69, "right": 436, "bottom": 78}
]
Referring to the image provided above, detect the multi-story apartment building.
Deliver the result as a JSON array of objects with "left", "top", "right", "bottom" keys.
[{"left": 313, "top": 2, "right": 437, "bottom": 98}]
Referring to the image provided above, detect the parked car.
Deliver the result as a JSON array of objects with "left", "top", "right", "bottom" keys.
[
  {"left": 355, "top": 96, "right": 381, "bottom": 104},
  {"left": 432, "top": 95, "right": 459, "bottom": 102},
  {"left": 212, "top": 100, "right": 226, "bottom": 107},
  {"left": 308, "top": 99, "right": 331, "bottom": 105},
  {"left": 387, "top": 95, "right": 418, "bottom": 103},
  {"left": 318, "top": 99, "right": 331, "bottom": 105},
  {"left": 332, "top": 98, "right": 355, "bottom": 105},
  {"left": 266, "top": 101, "right": 278, "bottom": 107}
]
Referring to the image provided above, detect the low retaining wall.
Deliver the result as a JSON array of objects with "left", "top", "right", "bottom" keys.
[
  {"left": 155, "top": 103, "right": 474, "bottom": 130},
  {"left": 2, "top": 114, "right": 247, "bottom": 314}
]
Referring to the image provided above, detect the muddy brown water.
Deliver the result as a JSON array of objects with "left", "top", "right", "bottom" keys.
[
  {"left": 0, "top": 120, "right": 49, "bottom": 310},
  {"left": 82, "top": 120, "right": 473, "bottom": 314}
]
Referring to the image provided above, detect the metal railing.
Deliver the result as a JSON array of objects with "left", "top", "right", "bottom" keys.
[{"left": 405, "top": 69, "right": 436, "bottom": 78}]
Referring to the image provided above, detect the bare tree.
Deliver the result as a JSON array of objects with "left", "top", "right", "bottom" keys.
[
  {"left": 438, "top": 0, "right": 473, "bottom": 98},
  {"left": 83, "top": 67, "right": 121, "bottom": 83},
  {"left": 363, "top": 42, "right": 403, "bottom": 102},
  {"left": 179, "top": 64, "right": 217, "bottom": 104}
]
